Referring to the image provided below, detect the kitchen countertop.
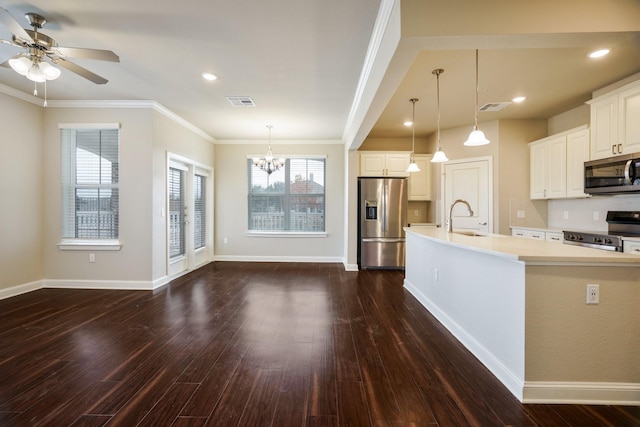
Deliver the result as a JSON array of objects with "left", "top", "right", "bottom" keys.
[{"left": 405, "top": 227, "right": 640, "bottom": 265}]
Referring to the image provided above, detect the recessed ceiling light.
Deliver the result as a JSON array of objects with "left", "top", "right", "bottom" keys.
[
  {"left": 404, "top": 121, "right": 413, "bottom": 127},
  {"left": 512, "top": 96, "right": 526, "bottom": 103},
  {"left": 588, "top": 49, "right": 610, "bottom": 59},
  {"left": 201, "top": 72, "right": 218, "bottom": 81}
]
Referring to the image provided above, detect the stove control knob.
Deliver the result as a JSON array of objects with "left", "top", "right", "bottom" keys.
[
  {"left": 605, "top": 238, "right": 612, "bottom": 244},
  {"left": 594, "top": 237, "right": 602, "bottom": 243}
]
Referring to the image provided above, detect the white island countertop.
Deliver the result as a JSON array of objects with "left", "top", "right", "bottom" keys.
[{"left": 404, "top": 226, "right": 640, "bottom": 265}]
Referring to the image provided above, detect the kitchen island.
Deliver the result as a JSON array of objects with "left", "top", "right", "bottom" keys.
[{"left": 404, "top": 227, "right": 640, "bottom": 405}]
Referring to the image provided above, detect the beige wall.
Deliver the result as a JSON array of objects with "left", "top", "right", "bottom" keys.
[
  {"left": 0, "top": 94, "right": 44, "bottom": 290},
  {"left": 526, "top": 265, "right": 640, "bottom": 383},
  {"left": 38, "top": 106, "right": 213, "bottom": 284},
  {"left": 214, "top": 142, "right": 345, "bottom": 260}
]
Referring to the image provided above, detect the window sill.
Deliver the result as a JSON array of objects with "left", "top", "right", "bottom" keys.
[
  {"left": 246, "top": 231, "right": 327, "bottom": 238},
  {"left": 58, "top": 240, "right": 122, "bottom": 251}
]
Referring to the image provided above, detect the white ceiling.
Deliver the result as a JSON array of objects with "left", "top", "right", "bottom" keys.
[{"left": 1, "top": 0, "right": 639, "bottom": 144}]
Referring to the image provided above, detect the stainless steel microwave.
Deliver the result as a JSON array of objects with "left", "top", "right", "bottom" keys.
[{"left": 584, "top": 153, "right": 640, "bottom": 194}]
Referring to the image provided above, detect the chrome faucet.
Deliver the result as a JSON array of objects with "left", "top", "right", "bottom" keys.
[{"left": 447, "top": 199, "right": 474, "bottom": 232}]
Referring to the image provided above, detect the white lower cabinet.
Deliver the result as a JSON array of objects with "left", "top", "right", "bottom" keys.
[
  {"left": 511, "top": 228, "right": 563, "bottom": 243},
  {"left": 511, "top": 228, "right": 545, "bottom": 240},
  {"left": 624, "top": 239, "right": 640, "bottom": 255}
]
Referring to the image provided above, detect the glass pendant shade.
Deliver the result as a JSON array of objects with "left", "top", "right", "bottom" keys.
[
  {"left": 431, "top": 150, "right": 449, "bottom": 163},
  {"left": 406, "top": 162, "right": 420, "bottom": 172},
  {"left": 464, "top": 128, "right": 490, "bottom": 146},
  {"left": 9, "top": 56, "right": 31, "bottom": 75}
]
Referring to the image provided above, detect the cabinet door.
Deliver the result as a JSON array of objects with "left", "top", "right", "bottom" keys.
[
  {"left": 619, "top": 83, "right": 640, "bottom": 154},
  {"left": 530, "top": 142, "right": 547, "bottom": 199},
  {"left": 385, "top": 153, "right": 411, "bottom": 177},
  {"left": 546, "top": 136, "right": 567, "bottom": 198},
  {"left": 566, "top": 129, "right": 590, "bottom": 198},
  {"left": 407, "top": 154, "right": 431, "bottom": 200},
  {"left": 590, "top": 94, "right": 619, "bottom": 160},
  {"left": 359, "top": 153, "right": 385, "bottom": 176}
]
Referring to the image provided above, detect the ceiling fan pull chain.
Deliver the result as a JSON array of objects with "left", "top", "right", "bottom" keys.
[
  {"left": 43, "top": 80, "right": 48, "bottom": 107},
  {"left": 33, "top": 81, "right": 37, "bottom": 97}
]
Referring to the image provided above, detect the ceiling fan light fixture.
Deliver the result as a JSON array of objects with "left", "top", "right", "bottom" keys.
[
  {"left": 588, "top": 49, "right": 610, "bottom": 59},
  {"left": 8, "top": 56, "right": 31, "bottom": 75},
  {"left": 40, "top": 61, "right": 61, "bottom": 80}
]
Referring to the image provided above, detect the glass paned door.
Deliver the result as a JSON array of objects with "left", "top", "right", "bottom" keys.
[{"left": 169, "top": 167, "right": 186, "bottom": 259}]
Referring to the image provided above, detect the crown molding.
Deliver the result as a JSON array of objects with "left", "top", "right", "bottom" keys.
[{"left": 0, "top": 87, "right": 215, "bottom": 143}]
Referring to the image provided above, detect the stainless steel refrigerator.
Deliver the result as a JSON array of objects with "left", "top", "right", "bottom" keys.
[{"left": 357, "top": 177, "right": 408, "bottom": 269}]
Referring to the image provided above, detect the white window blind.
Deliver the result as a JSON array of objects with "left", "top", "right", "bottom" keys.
[
  {"left": 61, "top": 128, "right": 119, "bottom": 239},
  {"left": 248, "top": 158, "right": 325, "bottom": 232},
  {"left": 193, "top": 173, "right": 206, "bottom": 249},
  {"left": 169, "top": 167, "right": 185, "bottom": 258}
]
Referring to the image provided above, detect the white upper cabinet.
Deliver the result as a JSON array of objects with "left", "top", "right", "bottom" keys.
[
  {"left": 589, "top": 80, "right": 640, "bottom": 160},
  {"left": 407, "top": 154, "right": 432, "bottom": 201},
  {"left": 529, "top": 126, "right": 589, "bottom": 200},
  {"left": 359, "top": 151, "right": 411, "bottom": 177}
]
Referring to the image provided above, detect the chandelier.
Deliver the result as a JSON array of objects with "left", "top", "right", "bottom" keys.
[{"left": 252, "top": 125, "right": 285, "bottom": 175}]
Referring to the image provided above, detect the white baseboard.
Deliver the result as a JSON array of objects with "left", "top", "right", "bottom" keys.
[
  {"left": 213, "top": 255, "right": 344, "bottom": 263},
  {"left": 523, "top": 381, "right": 640, "bottom": 406},
  {"left": 0, "top": 280, "right": 44, "bottom": 300},
  {"left": 404, "top": 278, "right": 525, "bottom": 401},
  {"left": 44, "top": 279, "right": 155, "bottom": 291},
  {"left": 343, "top": 261, "right": 359, "bottom": 271}
]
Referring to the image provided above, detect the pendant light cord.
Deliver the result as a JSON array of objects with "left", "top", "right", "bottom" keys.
[
  {"left": 410, "top": 98, "right": 418, "bottom": 160},
  {"left": 474, "top": 49, "right": 479, "bottom": 130}
]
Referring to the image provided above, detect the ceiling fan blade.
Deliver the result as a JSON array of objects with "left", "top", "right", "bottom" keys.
[
  {"left": 55, "top": 58, "right": 109, "bottom": 84},
  {"left": 55, "top": 46, "right": 119, "bottom": 62},
  {"left": 0, "top": 7, "right": 33, "bottom": 43}
]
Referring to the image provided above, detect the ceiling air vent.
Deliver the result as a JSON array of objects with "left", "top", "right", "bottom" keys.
[
  {"left": 478, "top": 102, "right": 511, "bottom": 112},
  {"left": 226, "top": 96, "right": 256, "bottom": 107}
]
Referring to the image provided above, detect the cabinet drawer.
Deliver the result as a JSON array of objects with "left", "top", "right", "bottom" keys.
[
  {"left": 511, "top": 229, "right": 544, "bottom": 240},
  {"left": 545, "top": 232, "right": 563, "bottom": 243},
  {"left": 624, "top": 240, "right": 640, "bottom": 255}
]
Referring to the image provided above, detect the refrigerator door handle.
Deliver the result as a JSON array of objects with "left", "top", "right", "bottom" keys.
[{"left": 361, "top": 238, "right": 405, "bottom": 243}]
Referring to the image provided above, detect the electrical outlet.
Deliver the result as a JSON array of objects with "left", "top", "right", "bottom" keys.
[
  {"left": 593, "top": 211, "right": 599, "bottom": 221},
  {"left": 434, "top": 268, "right": 439, "bottom": 282},
  {"left": 89, "top": 253, "right": 95, "bottom": 263},
  {"left": 516, "top": 210, "right": 525, "bottom": 219},
  {"left": 223, "top": 237, "right": 228, "bottom": 244},
  {"left": 414, "top": 210, "right": 419, "bottom": 217},
  {"left": 563, "top": 211, "right": 569, "bottom": 220},
  {"left": 586, "top": 284, "right": 599, "bottom": 304}
]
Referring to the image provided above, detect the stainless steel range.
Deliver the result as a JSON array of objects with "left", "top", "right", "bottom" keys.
[{"left": 563, "top": 211, "right": 640, "bottom": 252}]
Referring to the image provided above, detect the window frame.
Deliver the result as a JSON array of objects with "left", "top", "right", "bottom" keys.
[
  {"left": 246, "top": 155, "right": 327, "bottom": 238},
  {"left": 58, "top": 123, "right": 122, "bottom": 251}
]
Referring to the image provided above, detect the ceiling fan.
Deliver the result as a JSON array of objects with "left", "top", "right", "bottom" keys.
[{"left": 0, "top": 7, "right": 119, "bottom": 85}]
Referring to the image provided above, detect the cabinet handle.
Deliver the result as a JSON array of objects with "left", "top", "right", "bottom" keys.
[
  {"left": 618, "top": 144, "right": 623, "bottom": 154},
  {"left": 633, "top": 248, "right": 640, "bottom": 253},
  {"left": 516, "top": 233, "right": 524, "bottom": 237},
  {"left": 550, "top": 236, "right": 560, "bottom": 241},
  {"left": 612, "top": 145, "right": 617, "bottom": 155}
]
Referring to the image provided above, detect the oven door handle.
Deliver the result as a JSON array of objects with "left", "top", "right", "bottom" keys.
[{"left": 623, "top": 159, "right": 634, "bottom": 185}]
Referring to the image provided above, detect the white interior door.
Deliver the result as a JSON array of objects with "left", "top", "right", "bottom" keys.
[
  {"left": 442, "top": 157, "right": 492, "bottom": 233},
  {"left": 167, "top": 156, "right": 214, "bottom": 277}
]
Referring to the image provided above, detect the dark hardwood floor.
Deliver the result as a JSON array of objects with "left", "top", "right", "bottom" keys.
[{"left": 0, "top": 262, "right": 638, "bottom": 426}]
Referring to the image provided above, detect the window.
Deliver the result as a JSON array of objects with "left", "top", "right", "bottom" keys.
[
  {"left": 61, "top": 127, "right": 119, "bottom": 243},
  {"left": 193, "top": 173, "right": 206, "bottom": 249},
  {"left": 248, "top": 157, "right": 325, "bottom": 232}
]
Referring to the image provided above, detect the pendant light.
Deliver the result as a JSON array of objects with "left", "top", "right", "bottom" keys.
[
  {"left": 464, "top": 49, "right": 490, "bottom": 146},
  {"left": 406, "top": 98, "right": 421, "bottom": 173},
  {"left": 431, "top": 68, "right": 449, "bottom": 163}
]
